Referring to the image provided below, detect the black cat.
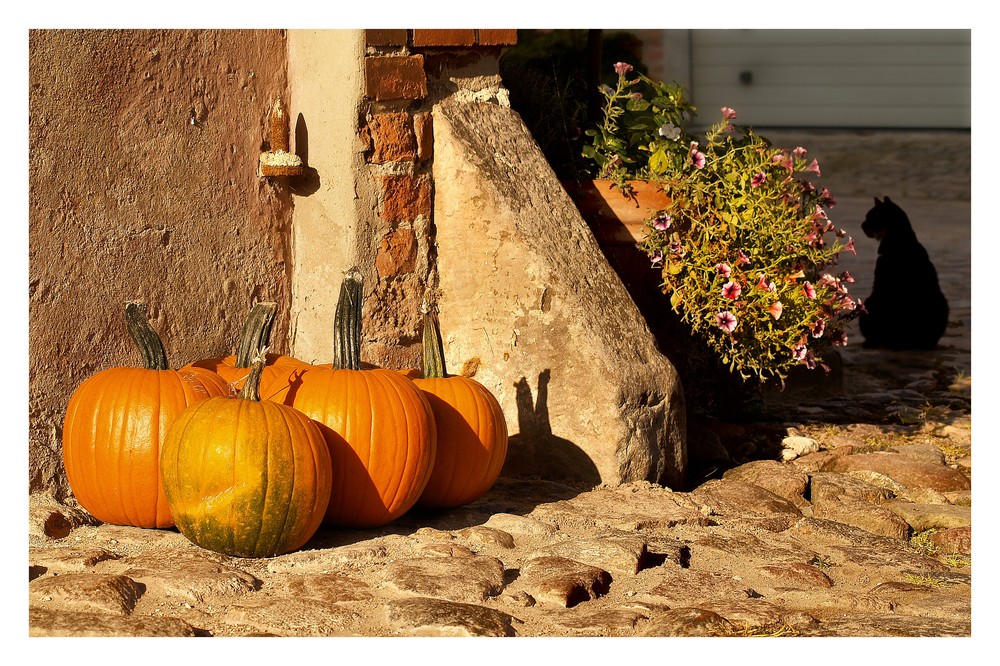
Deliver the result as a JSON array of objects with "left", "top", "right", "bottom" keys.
[{"left": 858, "top": 196, "right": 949, "bottom": 350}]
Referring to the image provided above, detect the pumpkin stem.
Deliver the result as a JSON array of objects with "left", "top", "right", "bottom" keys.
[
  {"left": 238, "top": 349, "right": 268, "bottom": 402},
  {"left": 234, "top": 301, "right": 278, "bottom": 368},
  {"left": 422, "top": 312, "right": 448, "bottom": 378},
  {"left": 332, "top": 267, "right": 364, "bottom": 371},
  {"left": 124, "top": 302, "right": 169, "bottom": 371}
]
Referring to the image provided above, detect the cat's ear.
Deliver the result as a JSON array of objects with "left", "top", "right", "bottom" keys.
[
  {"left": 884, "top": 195, "right": 893, "bottom": 204},
  {"left": 874, "top": 196, "right": 882, "bottom": 205}
]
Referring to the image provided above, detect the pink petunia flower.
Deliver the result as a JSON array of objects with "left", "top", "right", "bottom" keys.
[
  {"left": 653, "top": 213, "right": 672, "bottom": 230},
  {"left": 793, "top": 146, "right": 808, "bottom": 159},
  {"left": 838, "top": 296, "right": 857, "bottom": 312},
  {"left": 811, "top": 320, "right": 826, "bottom": 338},
  {"left": 668, "top": 240, "right": 685, "bottom": 256},
  {"left": 829, "top": 328, "right": 848, "bottom": 346},
  {"left": 769, "top": 301, "right": 783, "bottom": 320},
  {"left": 773, "top": 153, "right": 794, "bottom": 173},
  {"left": 737, "top": 250, "right": 750, "bottom": 265},
  {"left": 803, "top": 281, "right": 817, "bottom": 299},
  {"left": 722, "top": 280, "right": 742, "bottom": 300},
  {"left": 613, "top": 62, "right": 633, "bottom": 76},
  {"left": 819, "top": 273, "right": 839, "bottom": 288},
  {"left": 792, "top": 344, "right": 808, "bottom": 361},
  {"left": 715, "top": 311, "right": 738, "bottom": 332},
  {"left": 688, "top": 143, "right": 706, "bottom": 169},
  {"left": 649, "top": 249, "right": 663, "bottom": 266},
  {"left": 805, "top": 159, "right": 821, "bottom": 176},
  {"left": 751, "top": 172, "right": 767, "bottom": 188},
  {"left": 819, "top": 187, "right": 837, "bottom": 208},
  {"left": 756, "top": 274, "right": 776, "bottom": 292},
  {"left": 844, "top": 237, "right": 857, "bottom": 255},
  {"left": 721, "top": 106, "right": 737, "bottom": 120},
  {"left": 715, "top": 263, "right": 732, "bottom": 278}
]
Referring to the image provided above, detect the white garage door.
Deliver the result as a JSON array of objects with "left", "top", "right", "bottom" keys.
[{"left": 689, "top": 29, "right": 970, "bottom": 128}]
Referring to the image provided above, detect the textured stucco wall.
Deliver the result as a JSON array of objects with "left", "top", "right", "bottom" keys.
[
  {"left": 286, "top": 30, "right": 368, "bottom": 365},
  {"left": 28, "top": 29, "right": 293, "bottom": 496}
]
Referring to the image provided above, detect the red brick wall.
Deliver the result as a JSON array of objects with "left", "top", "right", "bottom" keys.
[{"left": 359, "top": 29, "right": 516, "bottom": 370}]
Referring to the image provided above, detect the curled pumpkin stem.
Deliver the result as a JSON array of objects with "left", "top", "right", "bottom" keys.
[
  {"left": 422, "top": 312, "right": 448, "bottom": 379},
  {"left": 234, "top": 301, "right": 278, "bottom": 368},
  {"left": 124, "top": 301, "right": 169, "bottom": 371},
  {"left": 332, "top": 267, "right": 364, "bottom": 371},
  {"left": 238, "top": 346, "right": 270, "bottom": 402}
]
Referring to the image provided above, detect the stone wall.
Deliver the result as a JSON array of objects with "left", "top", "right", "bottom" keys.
[
  {"left": 358, "top": 29, "right": 519, "bottom": 371},
  {"left": 28, "top": 30, "right": 293, "bottom": 496}
]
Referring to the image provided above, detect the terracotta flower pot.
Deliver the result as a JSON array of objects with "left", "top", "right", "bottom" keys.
[{"left": 564, "top": 179, "right": 670, "bottom": 245}]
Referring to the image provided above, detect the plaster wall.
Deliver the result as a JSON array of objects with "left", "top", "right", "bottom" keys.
[
  {"left": 28, "top": 29, "right": 293, "bottom": 495},
  {"left": 286, "top": 30, "right": 369, "bottom": 364}
]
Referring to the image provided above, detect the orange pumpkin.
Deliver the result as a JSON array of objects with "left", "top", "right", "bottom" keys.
[
  {"left": 407, "top": 313, "right": 507, "bottom": 508},
  {"left": 270, "top": 268, "right": 436, "bottom": 528},
  {"left": 183, "top": 301, "right": 308, "bottom": 392},
  {"left": 62, "top": 302, "right": 231, "bottom": 528},
  {"left": 160, "top": 357, "right": 332, "bottom": 558}
]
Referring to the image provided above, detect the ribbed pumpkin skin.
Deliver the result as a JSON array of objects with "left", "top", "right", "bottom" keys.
[
  {"left": 160, "top": 395, "right": 332, "bottom": 558},
  {"left": 184, "top": 353, "right": 308, "bottom": 392},
  {"left": 62, "top": 367, "right": 231, "bottom": 528},
  {"left": 412, "top": 376, "right": 508, "bottom": 508},
  {"left": 273, "top": 367, "right": 436, "bottom": 528}
]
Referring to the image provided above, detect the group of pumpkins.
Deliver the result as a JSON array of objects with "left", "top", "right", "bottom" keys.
[{"left": 61, "top": 268, "right": 508, "bottom": 558}]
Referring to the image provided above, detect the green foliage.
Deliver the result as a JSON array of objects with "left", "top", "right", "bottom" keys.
[
  {"left": 581, "top": 71, "right": 694, "bottom": 188},
  {"left": 902, "top": 573, "right": 948, "bottom": 589},
  {"left": 499, "top": 30, "right": 649, "bottom": 180},
  {"left": 943, "top": 553, "right": 971, "bottom": 568},
  {"left": 584, "top": 64, "right": 863, "bottom": 384},
  {"left": 909, "top": 529, "right": 940, "bottom": 557}
]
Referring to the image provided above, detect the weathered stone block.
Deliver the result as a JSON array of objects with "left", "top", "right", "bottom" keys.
[
  {"left": 30, "top": 608, "right": 198, "bottom": 637},
  {"left": 431, "top": 99, "right": 686, "bottom": 488},
  {"left": 821, "top": 452, "right": 971, "bottom": 493},
  {"left": 386, "top": 597, "right": 519, "bottom": 636}
]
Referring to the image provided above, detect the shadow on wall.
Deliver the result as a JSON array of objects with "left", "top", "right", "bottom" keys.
[
  {"left": 501, "top": 369, "right": 602, "bottom": 486},
  {"left": 289, "top": 113, "right": 321, "bottom": 197}
]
